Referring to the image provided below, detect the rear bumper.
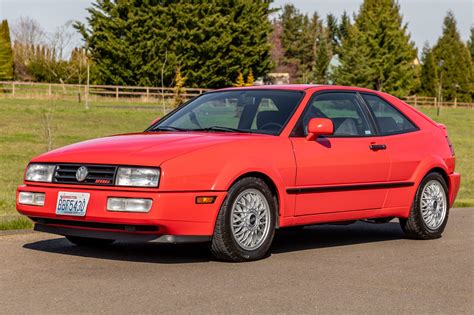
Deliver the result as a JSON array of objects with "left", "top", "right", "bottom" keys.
[
  {"left": 17, "top": 184, "right": 226, "bottom": 238},
  {"left": 448, "top": 172, "right": 461, "bottom": 207}
]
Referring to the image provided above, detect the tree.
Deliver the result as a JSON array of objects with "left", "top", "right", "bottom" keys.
[
  {"left": 312, "top": 32, "right": 331, "bottom": 83},
  {"left": 326, "top": 14, "right": 339, "bottom": 52},
  {"left": 469, "top": 27, "right": 474, "bottom": 62},
  {"left": 11, "top": 17, "right": 46, "bottom": 80},
  {"left": 173, "top": 68, "right": 186, "bottom": 107},
  {"left": 234, "top": 71, "right": 245, "bottom": 87},
  {"left": 338, "top": 11, "right": 351, "bottom": 44},
  {"left": 279, "top": 4, "right": 307, "bottom": 82},
  {"left": 245, "top": 69, "right": 254, "bottom": 86},
  {"left": 0, "top": 20, "right": 14, "bottom": 80},
  {"left": 269, "top": 19, "right": 286, "bottom": 73},
  {"left": 11, "top": 16, "right": 45, "bottom": 47},
  {"left": 334, "top": 0, "right": 417, "bottom": 97},
  {"left": 75, "top": 0, "right": 273, "bottom": 88},
  {"left": 420, "top": 43, "right": 438, "bottom": 96},
  {"left": 278, "top": 5, "right": 330, "bottom": 83},
  {"left": 432, "top": 12, "right": 472, "bottom": 101}
]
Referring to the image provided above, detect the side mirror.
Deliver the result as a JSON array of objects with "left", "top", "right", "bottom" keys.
[
  {"left": 150, "top": 117, "right": 161, "bottom": 125},
  {"left": 306, "top": 118, "right": 334, "bottom": 141}
]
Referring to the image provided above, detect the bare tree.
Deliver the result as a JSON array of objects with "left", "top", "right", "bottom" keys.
[
  {"left": 47, "top": 21, "right": 75, "bottom": 61},
  {"left": 41, "top": 101, "right": 56, "bottom": 151},
  {"left": 11, "top": 17, "right": 46, "bottom": 79},
  {"left": 11, "top": 16, "right": 45, "bottom": 46},
  {"left": 43, "top": 21, "right": 80, "bottom": 88}
]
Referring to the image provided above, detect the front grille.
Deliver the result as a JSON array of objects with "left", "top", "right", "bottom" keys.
[{"left": 54, "top": 164, "right": 117, "bottom": 186}]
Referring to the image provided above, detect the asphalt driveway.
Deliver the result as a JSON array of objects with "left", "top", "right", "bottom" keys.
[{"left": 0, "top": 208, "right": 472, "bottom": 314}]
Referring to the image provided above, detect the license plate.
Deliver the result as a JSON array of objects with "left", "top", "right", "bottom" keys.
[{"left": 56, "top": 192, "right": 90, "bottom": 216}]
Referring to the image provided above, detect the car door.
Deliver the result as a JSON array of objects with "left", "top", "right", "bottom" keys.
[
  {"left": 290, "top": 91, "right": 391, "bottom": 216},
  {"left": 361, "top": 93, "right": 422, "bottom": 208}
]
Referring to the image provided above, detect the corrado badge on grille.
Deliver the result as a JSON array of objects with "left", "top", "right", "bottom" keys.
[{"left": 75, "top": 166, "right": 89, "bottom": 182}]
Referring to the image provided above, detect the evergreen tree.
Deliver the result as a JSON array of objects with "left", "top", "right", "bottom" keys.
[
  {"left": 312, "top": 32, "right": 331, "bottom": 83},
  {"left": 280, "top": 4, "right": 306, "bottom": 81},
  {"left": 279, "top": 5, "right": 328, "bottom": 83},
  {"left": 338, "top": 12, "right": 351, "bottom": 46},
  {"left": 334, "top": 0, "right": 417, "bottom": 97},
  {"left": 245, "top": 69, "right": 254, "bottom": 86},
  {"left": 234, "top": 71, "right": 245, "bottom": 87},
  {"left": 432, "top": 11, "right": 472, "bottom": 101},
  {"left": 75, "top": 0, "right": 273, "bottom": 88},
  {"left": 0, "top": 20, "right": 14, "bottom": 80},
  {"left": 326, "top": 14, "right": 339, "bottom": 52},
  {"left": 420, "top": 43, "right": 438, "bottom": 96}
]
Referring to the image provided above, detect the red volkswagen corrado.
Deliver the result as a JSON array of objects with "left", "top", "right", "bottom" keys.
[{"left": 17, "top": 85, "right": 460, "bottom": 261}]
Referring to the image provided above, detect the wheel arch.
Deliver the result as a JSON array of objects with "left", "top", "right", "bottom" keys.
[
  {"left": 425, "top": 167, "right": 450, "bottom": 191},
  {"left": 227, "top": 171, "right": 282, "bottom": 228}
]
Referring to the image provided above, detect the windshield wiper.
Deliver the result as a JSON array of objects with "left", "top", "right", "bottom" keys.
[
  {"left": 151, "top": 125, "right": 252, "bottom": 133},
  {"left": 193, "top": 126, "right": 252, "bottom": 133},
  {"left": 151, "top": 126, "right": 190, "bottom": 132}
]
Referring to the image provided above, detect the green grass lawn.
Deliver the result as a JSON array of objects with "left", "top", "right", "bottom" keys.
[{"left": 0, "top": 98, "right": 472, "bottom": 229}]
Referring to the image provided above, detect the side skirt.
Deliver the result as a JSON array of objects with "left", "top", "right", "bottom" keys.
[{"left": 279, "top": 206, "right": 410, "bottom": 227}]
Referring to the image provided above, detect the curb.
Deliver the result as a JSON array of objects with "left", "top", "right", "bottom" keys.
[{"left": 0, "top": 229, "right": 34, "bottom": 236}]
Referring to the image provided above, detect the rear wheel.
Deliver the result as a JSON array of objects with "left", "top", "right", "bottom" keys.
[
  {"left": 400, "top": 172, "right": 449, "bottom": 239},
  {"left": 210, "top": 177, "right": 276, "bottom": 262},
  {"left": 66, "top": 236, "right": 115, "bottom": 247}
]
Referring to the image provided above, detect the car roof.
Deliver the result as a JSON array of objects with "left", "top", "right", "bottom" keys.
[{"left": 217, "top": 84, "right": 379, "bottom": 93}]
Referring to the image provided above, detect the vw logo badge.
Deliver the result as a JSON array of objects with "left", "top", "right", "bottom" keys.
[{"left": 76, "top": 166, "right": 88, "bottom": 182}]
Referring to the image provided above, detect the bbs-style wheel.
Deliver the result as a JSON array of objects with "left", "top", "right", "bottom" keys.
[
  {"left": 66, "top": 236, "right": 115, "bottom": 247},
  {"left": 210, "top": 177, "right": 276, "bottom": 262},
  {"left": 400, "top": 172, "right": 449, "bottom": 239}
]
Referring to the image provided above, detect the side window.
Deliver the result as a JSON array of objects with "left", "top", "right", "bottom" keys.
[
  {"left": 362, "top": 94, "right": 417, "bottom": 135},
  {"left": 294, "top": 93, "right": 373, "bottom": 137}
]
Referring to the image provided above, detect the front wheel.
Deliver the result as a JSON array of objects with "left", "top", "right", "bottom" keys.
[
  {"left": 400, "top": 172, "right": 449, "bottom": 239},
  {"left": 210, "top": 177, "right": 276, "bottom": 262}
]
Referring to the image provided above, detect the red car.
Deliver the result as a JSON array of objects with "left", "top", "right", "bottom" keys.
[{"left": 17, "top": 85, "right": 460, "bottom": 261}]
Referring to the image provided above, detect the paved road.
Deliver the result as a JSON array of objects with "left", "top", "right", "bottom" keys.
[{"left": 1, "top": 209, "right": 472, "bottom": 314}]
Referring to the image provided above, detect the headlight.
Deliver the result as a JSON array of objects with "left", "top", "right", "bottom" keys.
[
  {"left": 115, "top": 167, "right": 160, "bottom": 187},
  {"left": 25, "top": 164, "right": 56, "bottom": 182}
]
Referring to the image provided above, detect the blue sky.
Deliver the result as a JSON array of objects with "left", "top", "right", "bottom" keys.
[{"left": 1, "top": 0, "right": 473, "bottom": 50}]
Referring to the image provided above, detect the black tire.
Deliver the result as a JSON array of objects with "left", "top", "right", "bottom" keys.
[
  {"left": 400, "top": 172, "right": 449, "bottom": 239},
  {"left": 66, "top": 236, "right": 115, "bottom": 247},
  {"left": 210, "top": 177, "right": 277, "bottom": 262}
]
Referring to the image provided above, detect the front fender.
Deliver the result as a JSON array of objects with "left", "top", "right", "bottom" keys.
[{"left": 159, "top": 137, "right": 296, "bottom": 217}]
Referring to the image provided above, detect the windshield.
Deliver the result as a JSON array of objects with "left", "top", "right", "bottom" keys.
[{"left": 150, "top": 90, "right": 305, "bottom": 135}]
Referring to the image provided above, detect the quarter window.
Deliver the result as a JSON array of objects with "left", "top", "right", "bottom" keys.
[
  {"left": 362, "top": 94, "right": 417, "bottom": 135},
  {"left": 294, "top": 93, "right": 373, "bottom": 137}
]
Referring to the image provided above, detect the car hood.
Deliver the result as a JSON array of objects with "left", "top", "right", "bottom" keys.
[{"left": 32, "top": 132, "right": 263, "bottom": 166}]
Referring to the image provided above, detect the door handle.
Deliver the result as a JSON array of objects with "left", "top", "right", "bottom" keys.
[{"left": 369, "top": 144, "right": 387, "bottom": 151}]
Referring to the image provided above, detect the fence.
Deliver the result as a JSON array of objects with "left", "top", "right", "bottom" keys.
[
  {"left": 402, "top": 95, "right": 473, "bottom": 108},
  {"left": 0, "top": 81, "right": 211, "bottom": 103},
  {"left": 1, "top": 81, "right": 473, "bottom": 108}
]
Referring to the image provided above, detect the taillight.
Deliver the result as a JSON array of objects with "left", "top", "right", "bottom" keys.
[{"left": 446, "top": 136, "right": 455, "bottom": 156}]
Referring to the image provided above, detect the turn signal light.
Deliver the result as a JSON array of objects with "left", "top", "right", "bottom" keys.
[{"left": 195, "top": 196, "right": 216, "bottom": 204}]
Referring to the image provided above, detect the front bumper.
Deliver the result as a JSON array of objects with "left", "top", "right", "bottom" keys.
[
  {"left": 17, "top": 184, "right": 227, "bottom": 239},
  {"left": 34, "top": 223, "right": 211, "bottom": 243}
]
